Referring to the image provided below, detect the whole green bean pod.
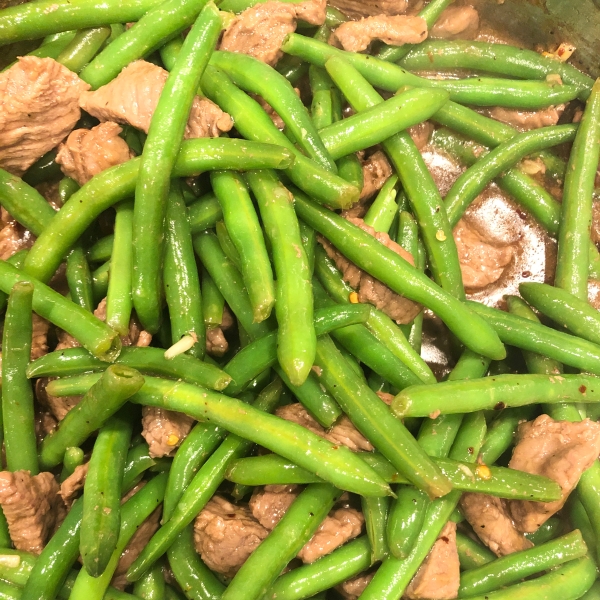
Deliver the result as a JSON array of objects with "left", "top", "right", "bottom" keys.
[
  {"left": 38, "top": 365, "right": 144, "bottom": 469},
  {"left": 264, "top": 536, "right": 371, "bottom": 600},
  {"left": 16, "top": 30, "right": 76, "bottom": 63},
  {"left": 555, "top": 78, "right": 600, "bottom": 298},
  {"left": 456, "top": 531, "right": 495, "bottom": 571},
  {"left": 132, "top": 3, "right": 222, "bottom": 333},
  {"left": 188, "top": 194, "right": 222, "bottom": 234},
  {"left": 362, "top": 495, "right": 390, "bottom": 563},
  {"left": 325, "top": 56, "right": 465, "bottom": 300},
  {"left": 133, "top": 562, "right": 165, "bottom": 600},
  {"left": 211, "top": 170, "right": 274, "bottom": 323},
  {"left": 56, "top": 26, "right": 111, "bottom": 74},
  {"left": 245, "top": 170, "right": 315, "bottom": 386},
  {"left": 215, "top": 220, "right": 242, "bottom": 270},
  {"left": 309, "top": 65, "right": 334, "bottom": 130},
  {"left": 2, "top": 282, "right": 38, "bottom": 474},
  {"left": 582, "top": 582, "right": 600, "bottom": 600},
  {"left": 386, "top": 486, "right": 428, "bottom": 560},
  {"left": 92, "top": 261, "right": 110, "bottom": 304},
  {"left": 223, "top": 484, "right": 341, "bottom": 600},
  {"left": 66, "top": 245, "right": 94, "bottom": 312},
  {"left": 524, "top": 517, "right": 562, "bottom": 545},
  {"left": 364, "top": 175, "right": 398, "bottom": 233},
  {"left": 294, "top": 192, "right": 505, "bottom": 360},
  {"left": 167, "top": 526, "right": 224, "bottom": 600},
  {"left": 201, "top": 268, "right": 224, "bottom": 330},
  {"left": 281, "top": 34, "right": 581, "bottom": 108},
  {"left": 314, "top": 334, "right": 452, "bottom": 498},
  {"left": 106, "top": 201, "right": 134, "bottom": 336},
  {"left": 164, "top": 181, "right": 205, "bottom": 357},
  {"left": 61, "top": 446, "right": 85, "bottom": 482},
  {"left": 80, "top": 410, "right": 133, "bottom": 577}
]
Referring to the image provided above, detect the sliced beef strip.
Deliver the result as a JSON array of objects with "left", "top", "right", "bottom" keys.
[
  {"left": 0, "top": 221, "right": 35, "bottom": 261},
  {"left": 56, "top": 122, "right": 134, "bottom": 186},
  {"left": 141, "top": 406, "right": 195, "bottom": 458},
  {"left": 480, "top": 105, "right": 565, "bottom": 132},
  {"left": 408, "top": 121, "right": 434, "bottom": 151},
  {"left": 34, "top": 410, "right": 57, "bottom": 443},
  {"left": 337, "top": 572, "right": 374, "bottom": 599},
  {"left": 319, "top": 217, "right": 422, "bottom": 324},
  {"left": 79, "top": 61, "right": 233, "bottom": 140},
  {"left": 220, "top": 0, "right": 326, "bottom": 66},
  {"left": 275, "top": 402, "right": 373, "bottom": 451},
  {"left": 591, "top": 200, "right": 600, "bottom": 245},
  {"left": 0, "top": 470, "right": 65, "bottom": 554},
  {"left": 430, "top": 5, "right": 479, "bottom": 40},
  {"left": 35, "top": 377, "right": 82, "bottom": 422},
  {"left": 404, "top": 521, "right": 460, "bottom": 600},
  {"left": 508, "top": 415, "right": 600, "bottom": 532},
  {"left": 360, "top": 150, "right": 393, "bottom": 201},
  {"left": 193, "top": 495, "right": 270, "bottom": 578},
  {"left": 331, "top": 15, "right": 426, "bottom": 53},
  {"left": 59, "top": 462, "right": 89, "bottom": 508},
  {"left": 0, "top": 56, "right": 90, "bottom": 176},
  {"left": 31, "top": 314, "right": 50, "bottom": 360},
  {"left": 249, "top": 484, "right": 300, "bottom": 530},
  {"left": 328, "top": 0, "right": 409, "bottom": 20},
  {"left": 460, "top": 492, "right": 533, "bottom": 556},
  {"left": 206, "top": 305, "right": 234, "bottom": 357}
]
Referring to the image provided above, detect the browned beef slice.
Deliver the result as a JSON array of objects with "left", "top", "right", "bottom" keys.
[
  {"left": 35, "top": 377, "right": 82, "bottom": 422},
  {"left": 408, "top": 121, "right": 434, "bottom": 151},
  {"left": 460, "top": 492, "right": 533, "bottom": 556},
  {"left": 360, "top": 150, "right": 393, "bottom": 201},
  {"left": 0, "top": 221, "right": 35, "bottom": 261},
  {"left": 31, "top": 314, "right": 50, "bottom": 360},
  {"left": 404, "top": 521, "right": 460, "bottom": 599},
  {"left": 206, "top": 327, "right": 228, "bottom": 357},
  {"left": 430, "top": 6, "right": 479, "bottom": 40},
  {"left": 0, "top": 56, "right": 90, "bottom": 176},
  {"left": 508, "top": 415, "right": 600, "bottom": 532},
  {"left": 141, "top": 406, "right": 195, "bottom": 458},
  {"left": 319, "top": 217, "right": 422, "bottom": 324},
  {"left": 34, "top": 410, "right": 57, "bottom": 443},
  {"left": 193, "top": 495, "right": 269, "bottom": 578},
  {"left": 249, "top": 484, "right": 300, "bottom": 530},
  {"left": 56, "top": 122, "right": 133, "bottom": 185},
  {"left": 59, "top": 462, "right": 89, "bottom": 507},
  {"left": 332, "top": 15, "right": 426, "bottom": 53},
  {"left": 0, "top": 471, "right": 64, "bottom": 554},
  {"left": 79, "top": 61, "right": 233, "bottom": 139},
  {"left": 481, "top": 105, "right": 565, "bottom": 132},
  {"left": 328, "top": 0, "right": 408, "bottom": 20},
  {"left": 337, "top": 572, "right": 374, "bottom": 599},
  {"left": 220, "top": 0, "right": 326, "bottom": 66},
  {"left": 276, "top": 402, "right": 373, "bottom": 451}
]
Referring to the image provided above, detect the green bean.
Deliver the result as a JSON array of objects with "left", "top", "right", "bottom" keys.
[
  {"left": 215, "top": 221, "right": 242, "bottom": 270},
  {"left": 224, "top": 484, "right": 341, "bottom": 600},
  {"left": 417, "top": 414, "right": 463, "bottom": 459},
  {"left": 399, "top": 40, "right": 594, "bottom": 99},
  {"left": 66, "top": 245, "right": 94, "bottom": 312},
  {"left": 456, "top": 531, "right": 495, "bottom": 570},
  {"left": 479, "top": 407, "right": 535, "bottom": 465},
  {"left": 0, "top": 250, "right": 26, "bottom": 314},
  {"left": 81, "top": 410, "right": 133, "bottom": 577},
  {"left": 20, "top": 499, "right": 83, "bottom": 600},
  {"left": 133, "top": 562, "right": 165, "bottom": 600},
  {"left": 264, "top": 536, "right": 371, "bottom": 600},
  {"left": 318, "top": 88, "right": 450, "bottom": 160},
  {"left": 581, "top": 582, "right": 600, "bottom": 600},
  {"left": 444, "top": 124, "right": 578, "bottom": 226},
  {"left": 376, "top": 0, "right": 454, "bottom": 62},
  {"left": 192, "top": 231, "right": 273, "bottom": 341},
  {"left": 24, "top": 140, "right": 292, "bottom": 288},
  {"left": 568, "top": 493, "right": 598, "bottom": 564},
  {"left": 162, "top": 422, "right": 225, "bottom": 522},
  {"left": 362, "top": 495, "right": 390, "bottom": 563},
  {"left": 56, "top": 26, "right": 111, "bottom": 74},
  {"left": 201, "top": 66, "right": 359, "bottom": 209},
  {"left": 0, "top": 169, "right": 56, "bottom": 235},
  {"left": 281, "top": 34, "right": 581, "bottom": 108},
  {"left": 60, "top": 446, "right": 85, "bottom": 481},
  {"left": 27, "top": 346, "right": 231, "bottom": 391},
  {"left": 211, "top": 51, "right": 336, "bottom": 172},
  {"left": 387, "top": 486, "right": 429, "bottom": 560},
  {"left": 449, "top": 348, "right": 491, "bottom": 382},
  {"left": 211, "top": 170, "right": 274, "bottom": 323},
  {"left": 392, "top": 373, "right": 600, "bottom": 418},
  {"left": 309, "top": 65, "right": 334, "bottom": 130},
  {"left": 524, "top": 517, "right": 562, "bottom": 545},
  {"left": 2, "top": 282, "right": 37, "bottom": 474},
  {"left": 164, "top": 182, "right": 205, "bottom": 358},
  {"left": 21, "top": 151, "right": 62, "bottom": 187},
  {"left": 38, "top": 365, "right": 144, "bottom": 469},
  {"left": 92, "top": 261, "right": 110, "bottom": 304},
  {"left": 364, "top": 175, "right": 398, "bottom": 233},
  {"left": 188, "top": 194, "right": 222, "bottom": 234},
  {"left": 457, "top": 555, "right": 597, "bottom": 600},
  {"left": 69, "top": 472, "right": 169, "bottom": 600},
  {"left": 314, "top": 334, "right": 452, "bottom": 498},
  {"left": 245, "top": 170, "right": 315, "bottom": 386},
  {"left": 295, "top": 192, "right": 505, "bottom": 360},
  {"left": 325, "top": 56, "right": 465, "bottom": 300},
  {"left": 132, "top": 3, "right": 221, "bottom": 333},
  {"left": 165, "top": 586, "right": 186, "bottom": 600},
  {"left": 0, "top": 0, "right": 165, "bottom": 44},
  {"left": 201, "top": 268, "right": 224, "bottom": 330},
  {"left": 19, "top": 30, "right": 77, "bottom": 63},
  {"left": 167, "top": 525, "right": 224, "bottom": 600},
  {"left": 299, "top": 221, "right": 317, "bottom": 277},
  {"left": 122, "top": 443, "right": 158, "bottom": 490}
]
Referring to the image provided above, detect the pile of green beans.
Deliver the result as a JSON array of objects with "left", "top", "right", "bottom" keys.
[{"left": 3, "top": 1, "right": 600, "bottom": 598}]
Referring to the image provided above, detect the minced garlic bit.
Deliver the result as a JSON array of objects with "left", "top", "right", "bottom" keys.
[
  {"left": 520, "top": 158, "right": 545, "bottom": 176},
  {"left": 0, "top": 555, "right": 21, "bottom": 568},
  {"left": 164, "top": 333, "right": 198, "bottom": 359},
  {"left": 545, "top": 73, "right": 563, "bottom": 86},
  {"left": 435, "top": 230, "right": 447, "bottom": 241},
  {"left": 349, "top": 291, "right": 360, "bottom": 304},
  {"left": 475, "top": 464, "right": 492, "bottom": 480}
]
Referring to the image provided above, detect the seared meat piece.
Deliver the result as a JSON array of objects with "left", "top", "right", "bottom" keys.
[
  {"left": 0, "top": 56, "right": 90, "bottom": 176},
  {"left": 35, "top": 378, "right": 82, "bottom": 422},
  {"left": 79, "top": 61, "right": 233, "bottom": 139},
  {"left": 220, "top": 0, "right": 326, "bottom": 66},
  {"left": 112, "top": 507, "right": 161, "bottom": 590},
  {"left": 56, "top": 122, "right": 133, "bottom": 185},
  {"left": 331, "top": 15, "right": 426, "bottom": 53},
  {"left": 0, "top": 471, "right": 64, "bottom": 554},
  {"left": 337, "top": 573, "right": 374, "bottom": 599},
  {"left": 319, "top": 217, "right": 422, "bottom": 324},
  {"left": 408, "top": 121, "right": 434, "bottom": 151},
  {"left": 430, "top": 6, "right": 479, "bottom": 40},
  {"left": 404, "top": 522, "right": 459, "bottom": 600},
  {"left": 360, "top": 150, "right": 393, "bottom": 201},
  {"left": 31, "top": 314, "right": 50, "bottom": 360},
  {"left": 453, "top": 216, "right": 515, "bottom": 291},
  {"left": 59, "top": 462, "right": 89, "bottom": 507},
  {"left": 249, "top": 484, "right": 299, "bottom": 530},
  {"left": 481, "top": 105, "right": 565, "bottom": 132},
  {"left": 141, "top": 407, "right": 195, "bottom": 458},
  {"left": 328, "top": 0, "right": 409, "bottom": 19},
  {"left": 206, "top": 327, "right": 229, "bottom": 357},
  {"left": 0, "top": 221, "right": 35, "bottom": 261},
  {"left": 592, "top": 200, "right": 600, "bottom": 245},
  {"left": 193, "top": 495, "right": 269, "bottom": 578},
  {"left": 276, "top": 402, "right": 373, "bottom": 451},
  {"left": 508, "top": 415, "right": 600, "bottom": 532},
  {"left": 34, "top": 410, "right": 57, "bottom": 443},
  {"left": 460, "top": 492, "right": 533, "bottom": 556}
]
